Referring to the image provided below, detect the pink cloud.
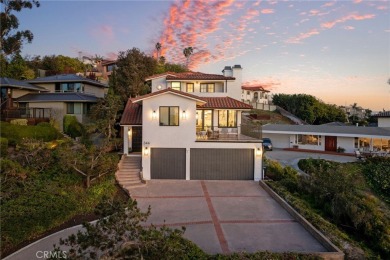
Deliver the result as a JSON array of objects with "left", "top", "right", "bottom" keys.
[
  {"left": 343, "top": 26, "right": 355, "bottom": 30},
  {"left": 286, "top": 29, "right": 320, "bottom": 44},
  {"left": 321, "top": 13, "right": 375, "bottom": 29},
  {"left": 242, "top": 79, "right": 281, "bottom": 90},
  {"left": 321, "top": 2, "right": 335, "bottom": 8},
  {"left": 261, "top": 9, "right": 275, "bottom": 14},
  {"left": 353, "top": 0, "right": 362, "bottom": 3}
]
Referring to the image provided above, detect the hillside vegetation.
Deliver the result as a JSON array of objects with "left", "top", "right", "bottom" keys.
[
  {"left": 272, "top": 94, "right": 346, "bottom": 125},
  {"left": 265, "top": 157, "right": 390, "bottom": 259}
]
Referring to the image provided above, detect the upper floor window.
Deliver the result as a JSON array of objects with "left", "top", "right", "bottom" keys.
[
  {"left": 218, "top": 110, "right": 237, "bottom": 127},
  {"left": 106, "top": 64, "right": 117, "bottom": 72},
  {"left": 171, "top": 82, "right": 181, "bottom": 91},
  {"left": 159, "top": 106, "right": 179, "bottom": 126},
  {"left": 56, "top": 82, "right": 83, "bottom": 93},
  {"left": 247, "top": 91, "right": 250, "bottom": 95},
  {"left": 200, "top": 83, "right": 215, "bottom": 93},
  {"left": 186, "top": 83, "right": 194, "bottom": 92}
]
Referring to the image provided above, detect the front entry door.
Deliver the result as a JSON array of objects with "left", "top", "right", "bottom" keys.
[{"left": 325, "top": 136, "right": 337, "bottom": 152}]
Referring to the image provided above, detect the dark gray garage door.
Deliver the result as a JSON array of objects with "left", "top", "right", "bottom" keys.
[
  {"left": 190, "top": 149, "right": 254, "bottom": 180},
  {"left": 151, "top": 148, "right": 186, "bottom": 179}
]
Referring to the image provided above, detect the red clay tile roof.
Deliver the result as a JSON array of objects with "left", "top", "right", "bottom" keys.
[
  {"left": 241, "top": 85, "right": 270, "bottom": 92},
  {"left": 145, "top": 71, "right": 235, "bottom": 81},
  {"left": 199, "top": 97, "right": 253, "bottom": 109},
  {"left": 131, "top": 88, "right": 206, "bottom": 103},
  {"left": 120, "top": 100, "right": 142, "bottom": 125}
]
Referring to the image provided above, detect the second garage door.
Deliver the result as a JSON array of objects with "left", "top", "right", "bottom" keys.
[
  {"left": 151, "top": 148, "right": 186, "bottom": 179},
  {"left": 190, "top": 148, "right": 254, "bottom": 180}
]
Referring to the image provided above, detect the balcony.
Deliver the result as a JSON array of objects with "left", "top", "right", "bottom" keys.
[
  {"left": 1, "top": 107, "right": 51, "bottom": 125},
  {"left": 196, "top": 124, "right": 262, "bottom": 142}
]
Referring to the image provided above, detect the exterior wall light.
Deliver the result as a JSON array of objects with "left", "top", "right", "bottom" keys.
[
  {"left": 144, "top": 147, "right": 149, "bottom": 156},
  {"left": 182, "top": 110, "right": 187, "bottom": 120},
  {"left": 256, "top": 147, "right": 262, "bottom": 156},
  {"left": 152, "top": 110, "right": 157, "bottom": 120},
  {"left": 157, "top": 85, "right": 162, "bottom": 90}
]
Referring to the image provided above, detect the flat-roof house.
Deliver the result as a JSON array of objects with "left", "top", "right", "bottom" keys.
[
  {"left": 373, "top": 111, "right": 390, "bottom": 128},
  {"left": 262, "top": 124, "right": 390, "bottom": 153},
  {"left": 120, "top": 66, "right": 264, "bottom": 181}
]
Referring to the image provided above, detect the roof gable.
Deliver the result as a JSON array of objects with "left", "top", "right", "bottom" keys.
[
  {"left": 132, "top": 88, "right": 206, "bottom": 104},
  {"left": 241, "top": 85, "right": 270, "bottom": 92},
  {"left": 145, "top": 71, "right": 235, "bottom": 81}
]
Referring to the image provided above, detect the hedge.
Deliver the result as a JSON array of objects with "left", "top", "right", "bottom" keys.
[{"left": 0, "top": 122, "right": 61, "bottom": 145}]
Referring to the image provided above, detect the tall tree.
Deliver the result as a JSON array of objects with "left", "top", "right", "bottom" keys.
[
  {"left": 0, "top": 0, "right": 40, "bottom": 56},
  {"left": 115, "top": 48, "right": 156, "bottom": 102},
  {"left": 3, "top": 52, "right": 34, "bottom": 79},
  {"left": 155, "top": 42, "right": 161, "bottom": 61},
  {"left": 90, "top": 69, "right": 122, "bottom": 140},
  {"left": 183, "top": 47, "right": 193, "bottom": 69}
]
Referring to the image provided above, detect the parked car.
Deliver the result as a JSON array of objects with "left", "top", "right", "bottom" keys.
[{"left": 262, "top": 138, "right": 273, "bottom": 151}]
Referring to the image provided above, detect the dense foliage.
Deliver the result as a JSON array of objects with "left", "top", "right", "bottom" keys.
[
  {"left": 269, "top": 158, "right": 390, "bottom": 258},
  {"left": 272, "top": 94, "right": 346, "bottom": 124},
  {"left": 362, "top": 157, "right": 390, "bottom": 204},
  {"left": 0, "top": 0, "right": 40, "bottom": 56},
  {"left": 0, "top": 138, "right": 120, "bottom": 256},
  {"left": 63, "top": 115, "right": 84, "bottom": 138},
  {"left": 0, "top": 122, "right": 61, "bottom": 145}
]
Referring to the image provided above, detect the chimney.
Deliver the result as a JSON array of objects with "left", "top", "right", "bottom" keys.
[
  {"left": 222, "top": 66, "right": 232, "bottom": 77},
  {"left": 232, "top": 64, "right": 242, "bottom": 83}
]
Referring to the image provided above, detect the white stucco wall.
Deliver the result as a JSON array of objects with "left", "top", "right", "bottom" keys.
[
  {"left": 378, "top": 118, "right": 390, "bottom": 127},
  {"left": 337, "top": 137, "right": 355, "bottom": 153},
  {"left": 138, "top": 92, "right": 262, "bottom": 181},
  {"left": 262, "top": 133, "right": 290, "bottom": 148}
]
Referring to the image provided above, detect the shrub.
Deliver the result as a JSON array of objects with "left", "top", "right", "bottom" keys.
[
  {"left": 63, "top": 115, "right": 84, "bottom": 138},
  {"left": 10, "top": 119, "right": 27, "bottom": 125},
  {"left": 0, "top": 122, "right": 61, "bottom": 144},
  {"left": 363, "top": 157, "right": 390, "bottom": 203},
  {"left": 0, "top": 137, "right": 8, "bottom": 157}
]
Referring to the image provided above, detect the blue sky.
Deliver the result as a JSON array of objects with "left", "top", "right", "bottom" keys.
[{"left": 15, "top": 0, "right": 390, "bottom": 111}]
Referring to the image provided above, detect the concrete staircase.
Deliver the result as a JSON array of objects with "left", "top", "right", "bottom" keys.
[{"left": 115, "top": 155, "right": 144, "bottom": 191}]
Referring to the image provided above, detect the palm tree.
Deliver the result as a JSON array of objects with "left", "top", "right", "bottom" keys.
[
  {"left": 155, "top": 42, "right": 161, "bottom": 61},
  {"left": 183, "top": 47, "right": 193, "bottom": 69}
]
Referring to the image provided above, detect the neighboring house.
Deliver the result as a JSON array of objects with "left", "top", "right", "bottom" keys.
[
  {"left": 1, "top": 74, "right": 108, "bottom": 130},
  {"left": 96, "top": 59, "right": 117, "bottom": 82},
  {"left": 373, "top": 111, "right": 390, "bottom": 128},
  {"left": 120, "top": 66, "right": 263, "bottom": 181},
  {"left": 241, "top": 85, "right": 270, "bottom": 104},
  {"left": 262, "top": 124, "right": 390, "bottom": 153},
  {"left": 339, "top": 105, "right": 367, "bottom": 121}
]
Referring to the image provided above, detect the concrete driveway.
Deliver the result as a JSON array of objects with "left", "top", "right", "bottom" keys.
[{"left": 130, "top": 180, "right": 326, "bottom": 254}]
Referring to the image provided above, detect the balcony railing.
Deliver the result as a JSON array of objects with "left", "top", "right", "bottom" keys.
[
  {"left": 196, "top": 124, "right": 262, "bottom": 141},
  {"left": 1, "top": 107, "right": 51, "bottom": 120}
]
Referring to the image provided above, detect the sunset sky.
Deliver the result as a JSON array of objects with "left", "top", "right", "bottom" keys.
[{"left": 16, "top": 0, "right": 390, "bottom": 111}]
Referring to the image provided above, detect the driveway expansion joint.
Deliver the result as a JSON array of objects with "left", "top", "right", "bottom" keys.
[{"left": 201, "top": 181, "right": 230, "bottom": 254}]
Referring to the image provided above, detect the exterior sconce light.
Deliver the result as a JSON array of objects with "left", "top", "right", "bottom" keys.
[
  {"left": 196, "top": 112, "right": 199, "bottom": 120},
  {"left": 157, "top": 85, "right": 162, "bottom": 90},
  {"left": 256, "top": 147, "right": 262, "bottom": 156},
  {"left": 144, "top": 147, "right": 149, "bottom": 156},
  {"left": 182, "top": 110, "right": 187, "bottom": 119},
  {"left": 152, "top": 110, "right": 157, "bottom": 120}
]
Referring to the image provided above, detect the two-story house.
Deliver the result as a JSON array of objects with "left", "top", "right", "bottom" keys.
[
  {"left": 0, "top": 74, "right": 108, "bottom": 130},
  {"left": 120, "top": 65, "right": 263, "bottom": 181},
  {"left": 241, "top": 85, "right": 270, "bottom": 104}
]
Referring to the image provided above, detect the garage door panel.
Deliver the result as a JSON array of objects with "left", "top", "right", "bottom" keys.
[
  {"left": 151, "top": 148, "right": 186, "bottom": 179},
  {"left": 191, "top": 149, "right": 254, "bottom": 180}
]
